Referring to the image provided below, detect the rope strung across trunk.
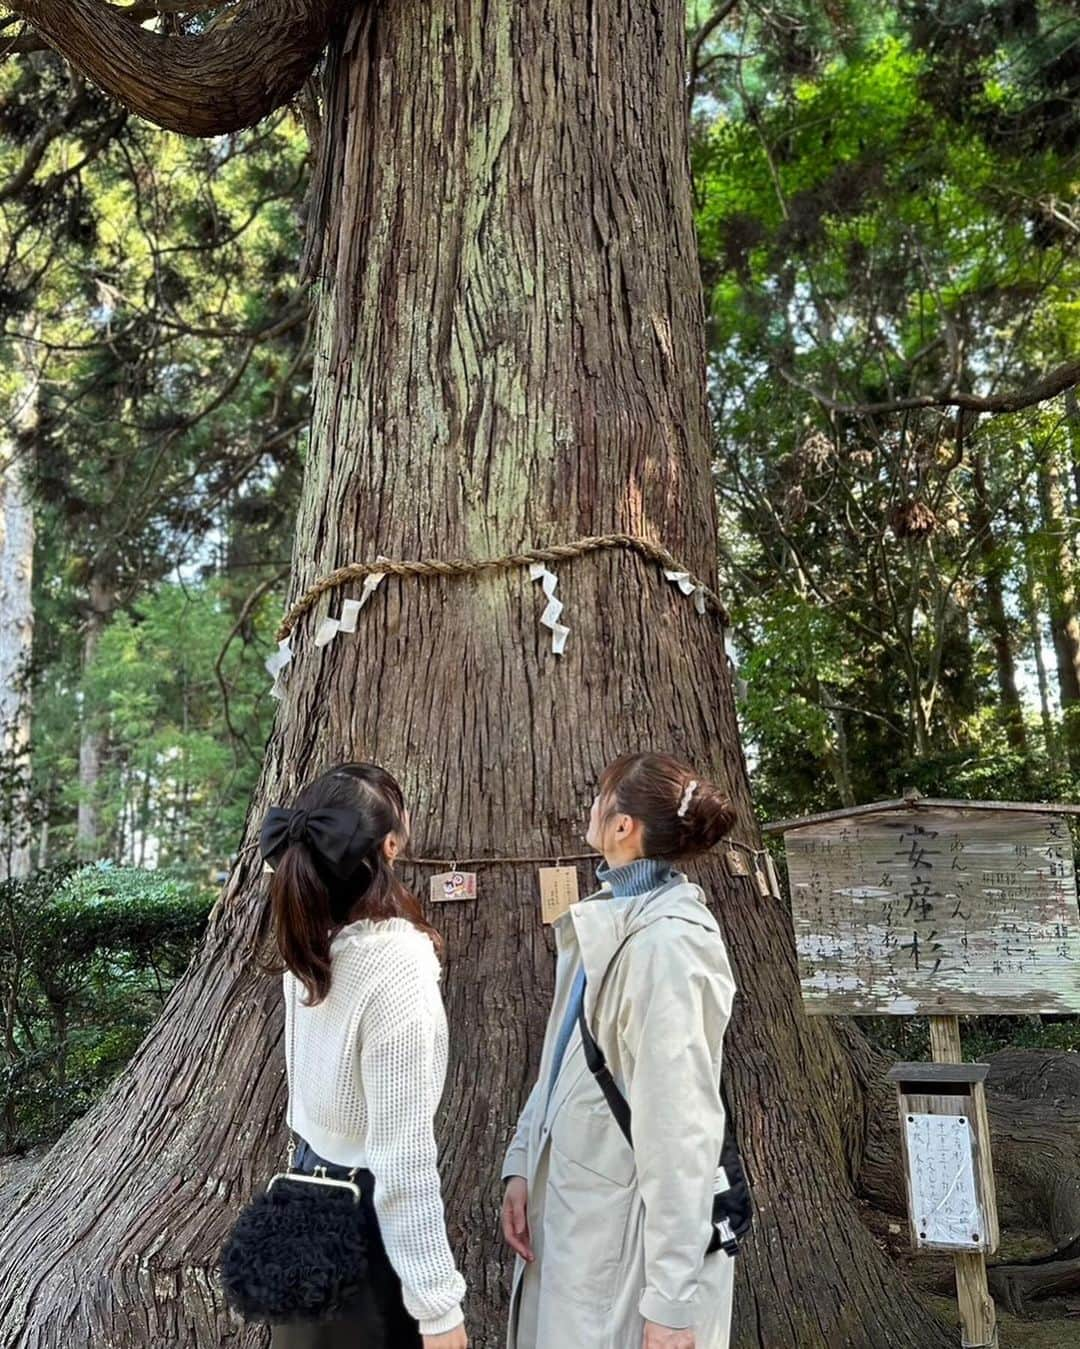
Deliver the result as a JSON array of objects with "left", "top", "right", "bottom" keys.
[
  {"left": 401, "top": 851, "right": 600, "bottom": 868},
  {"left": 275, "top": 532, "right": 729, "bottom": 641},
  {"left": 250, "top": 840, "right": 771, "bottom": 878},
  {"left": 401, "top": 840, "right": 773, "bottom": 878}
]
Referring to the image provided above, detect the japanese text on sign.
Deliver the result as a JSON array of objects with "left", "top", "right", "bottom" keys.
[
  {"left": 785, "top": 808, "right": 1080, "bottom": 1015},
  {"left": 904, "top": 1113, "right": 983, "bottom": 1250}
]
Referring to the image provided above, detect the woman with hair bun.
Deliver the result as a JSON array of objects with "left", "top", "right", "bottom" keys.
[{"left": 501, "top": 751, "right": 746, "bottom": 1349}]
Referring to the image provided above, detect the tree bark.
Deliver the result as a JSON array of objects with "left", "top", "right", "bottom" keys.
[
  {"left": 971, "top": 449, "right": 1026, "bottom": 751},
  {"left": 0, "top": 5, "right": 952, "bottom": 1347},
  {"left": 75, "top": 573, "right": 114, "bottom": 857},
  {"left": 1036, "top": 452, "right": 1080, "bottom": 769},
  {"left": 5, "top": 0, "right": 349, "bottom": 136},
  {"left": 0, "top": 335, "right": 37, "bottom": 881}
]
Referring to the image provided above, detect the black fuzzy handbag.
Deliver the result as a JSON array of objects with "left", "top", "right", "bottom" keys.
[
  {"left": 219, "top": 983, "right": 379, "bottom": 1328},
  {"left": 219, "top": 1156, "right": 378, "bottom": 1324}
]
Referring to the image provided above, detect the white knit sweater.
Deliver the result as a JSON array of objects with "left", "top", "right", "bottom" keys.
[{"left": 283, "top": 917, "right": 466, "bottom": 1336}]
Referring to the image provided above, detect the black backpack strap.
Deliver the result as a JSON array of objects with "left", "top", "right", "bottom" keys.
[
  {"left": 576, "top": 999, "right": 633, "bottom": 1147},
  {"left": 576, "top": 977, "right": 752, "bottom": 1256}
]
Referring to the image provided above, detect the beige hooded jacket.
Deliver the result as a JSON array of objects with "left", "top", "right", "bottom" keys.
[{"left": 502, "top": 876, "right": 737, "bottom": 1349}]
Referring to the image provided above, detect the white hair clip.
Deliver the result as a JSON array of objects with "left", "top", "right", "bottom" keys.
[{"left": 677, "top": 780, "right": 699, "bottom": 818}]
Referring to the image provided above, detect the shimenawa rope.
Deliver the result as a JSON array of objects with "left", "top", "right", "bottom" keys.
[{"left": 276, "top": 532, "right": 729, "bottom": 641}]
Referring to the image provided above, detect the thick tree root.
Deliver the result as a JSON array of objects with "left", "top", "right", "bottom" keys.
[{"left": 988, "top": 1238, "right": 1080, "bottom": 1314}]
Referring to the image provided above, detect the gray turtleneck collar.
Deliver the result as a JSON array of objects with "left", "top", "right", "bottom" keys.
[{"left": 596, "top": 857, "right": 680, "bottom": 899}]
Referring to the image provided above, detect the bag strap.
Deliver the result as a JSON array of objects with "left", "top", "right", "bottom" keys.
[
  {"left": 571, "top": 874, "right": 684, "bottom": 1149},
  {"left": 575, "top": 922, "right": 749, "bottom": 1255},
  {"left": 577, "top": 998, "right": 633, "bottom": 1147}
]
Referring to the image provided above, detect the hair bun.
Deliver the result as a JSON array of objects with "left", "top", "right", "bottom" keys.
[{"left": 679, "top": 780, "right": 736, "bottom": 856}]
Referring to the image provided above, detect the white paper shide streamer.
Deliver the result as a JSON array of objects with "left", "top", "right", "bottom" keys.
[
  {"left": 664, "top": 568, "right": 708, "bottom": 616},
  {"left": 269, "top": 558, "right": 390, "bottom": 697},
  {"left": 529, "top": 563, "right": 570, "bottom": 655},
  {"left": 664, "top": 566, "right": 743, "bottom": 694},
  {"left": 265, "top": 637, "right": 294, "bottom": 702},
  {"left": 313, "top": 567, "right": 387, "bottom": 649},
  {"left": 269, "top": 542, "right": 725, "bottom": 693},
  {"left": 314, "top": 553, "right": 391, "bottom": 647}
]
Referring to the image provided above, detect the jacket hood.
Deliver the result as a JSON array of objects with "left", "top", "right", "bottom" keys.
[{"left": 559, "top": 876, "right": 720, "bottom": 1015}]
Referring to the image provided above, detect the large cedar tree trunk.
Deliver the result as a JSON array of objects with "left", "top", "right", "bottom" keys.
[{"left": 0, "top": 5, "right": 950, "bottom": 1346}]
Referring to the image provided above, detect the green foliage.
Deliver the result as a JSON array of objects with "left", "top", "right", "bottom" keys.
[
  {"left": 862, "top": 1011, "right": 1080, "bottom": 1066},
  {"left": 692, "top": 0, "right": 1080, "bottom": 820},
  {"left": 0, "top": 864, "right": 212, "bottom": 1149},
  {"left": 48, "top": 861, "right": 213, "bottom": 952},
  {"left": 0, "top": 54, "right": 308, "bottom": 869},
  {"left": 689, "top": 0, "right": 1080, "bottom": 1085},
  {"left": 32, "top": 576, "right": 278, "bottom": 874}
]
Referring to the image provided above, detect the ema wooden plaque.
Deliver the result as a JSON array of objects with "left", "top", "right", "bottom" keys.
[
  {"left": 539, "top": 867, "right": 579, "bottom": 925},
  {"left": 785, "top": 807, "right": 1080, "bottom": 1015}
]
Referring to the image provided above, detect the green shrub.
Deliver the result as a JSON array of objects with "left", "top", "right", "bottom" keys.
[{"left": 0, "top": 863, "right": 212, "bottom": 1150}]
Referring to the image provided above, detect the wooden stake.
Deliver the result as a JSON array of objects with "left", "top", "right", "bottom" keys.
[
  {"left": 928, "top": 1015, "right": 999, "bottom": 1349},
  {"left": 928, "top": 1015, "right": 963, "bottom": 1063}
]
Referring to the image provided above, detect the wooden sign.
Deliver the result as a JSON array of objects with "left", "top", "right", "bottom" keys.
[
  {"left": 539, "top": 867, "right": 579, "bottom": 925},
  {"left": 724, "top": 847, "right": 750, "bottom": 878},
  {"left": 888, "top": 1062, "right": 999, "bottom": 1256},
  {"left": 785, "top": 806, "right": 1080, "bottom": 1015}
]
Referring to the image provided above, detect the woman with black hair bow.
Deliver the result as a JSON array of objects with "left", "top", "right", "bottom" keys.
[{"left": 258, "top": 762, "right": 468, "bottom": 1349}]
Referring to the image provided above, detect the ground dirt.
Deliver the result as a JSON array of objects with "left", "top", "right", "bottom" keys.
[{"left": 861, "top": 1205, "right": 1079, "bottom": 1347}]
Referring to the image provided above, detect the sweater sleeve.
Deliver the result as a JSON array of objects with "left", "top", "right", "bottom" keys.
[{"left": 359, "top": 945, "right": 466, "bottom": 1336}]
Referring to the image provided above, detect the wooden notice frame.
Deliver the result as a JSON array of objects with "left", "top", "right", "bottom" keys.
[{"left": 888, "top": 1062, "right": 999, "bottom": 1256}]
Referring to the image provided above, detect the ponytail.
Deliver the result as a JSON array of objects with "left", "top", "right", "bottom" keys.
[
  {"left": 599, "top": 751, "right": 735, "bottom": 860},
  {"left": 268, "top": 842, "right": 336, "bottom": 1004}
]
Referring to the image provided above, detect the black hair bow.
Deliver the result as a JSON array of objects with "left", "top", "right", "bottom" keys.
[{"left": 259, "top": 806, "right": 375, "bottom": 882}]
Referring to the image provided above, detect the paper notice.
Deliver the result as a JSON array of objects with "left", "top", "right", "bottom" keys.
[{"left": 904, "top": 1113, "right": 983, "bottom": 1249}]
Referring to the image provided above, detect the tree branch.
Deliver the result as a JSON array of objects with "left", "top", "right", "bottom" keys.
[
  {"left": 688, "top": 0, "right": 739, "bottom": 111},
  {"left": 214, "top": 566, "right": 289, "bottom": 754},
  {"left": 0, "top": 93, "right": 86, "bottom": 200},
  {"left": 0, "top": 0, "right": 225, "bottom": 53},
  {"left": 3, "top": 0, "right": 350, "bottom": 135},
  {"left": 778, "top": 356, "right": 1080, "bottom": 418}
]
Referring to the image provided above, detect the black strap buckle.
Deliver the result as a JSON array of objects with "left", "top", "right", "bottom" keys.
[{"left": 708, "top": 1217, "right": 739, "bottom": 1257}]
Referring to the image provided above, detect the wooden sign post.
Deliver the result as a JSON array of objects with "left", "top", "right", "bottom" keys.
[
  {"left": 767, "top": 793, "right": 1080, "bottom": 1349},
  {"left": 888, "top": 1056, "right": 998, "bottom": 1346}
]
